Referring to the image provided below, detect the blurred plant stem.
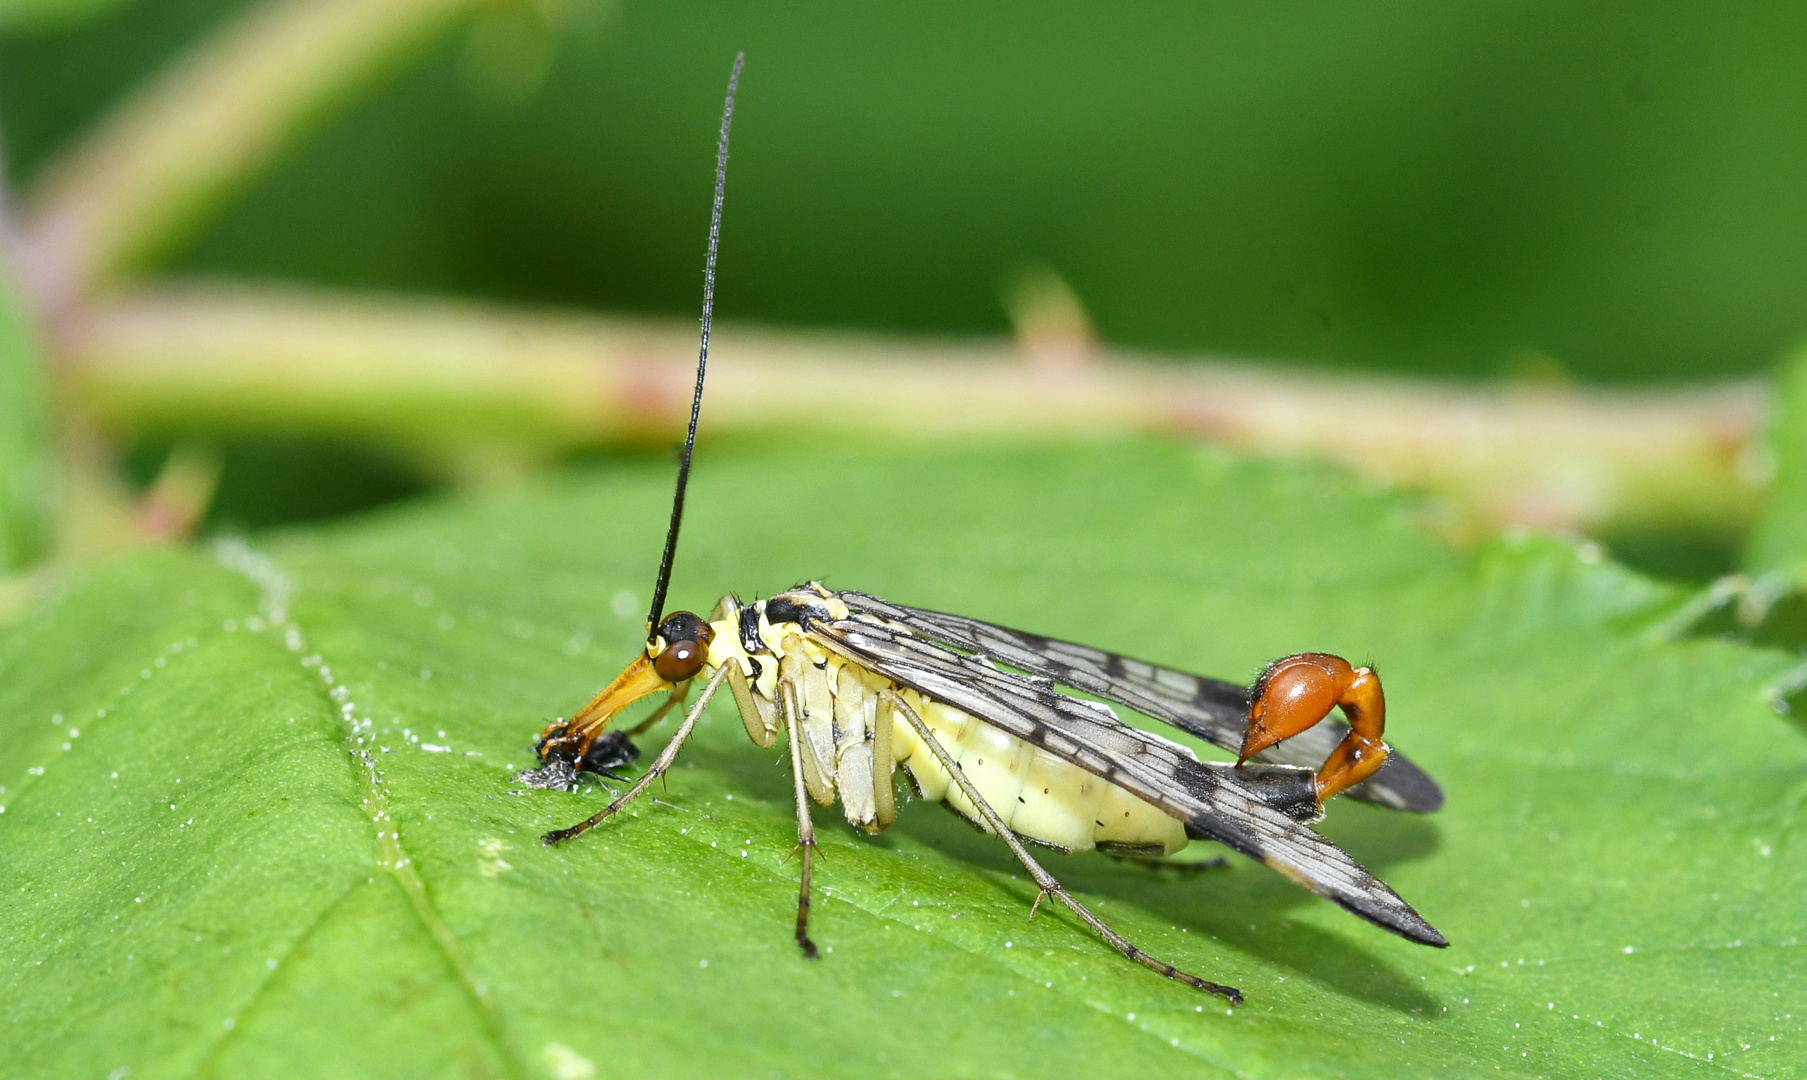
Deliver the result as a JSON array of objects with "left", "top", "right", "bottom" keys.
[
  {"left": 1, "top": 0, "right": 488, "bottom": 616},
  {"left": 0, "top": 0, "right": 1773, "bottom": 605},
  {"left": 14, "top": 0, "right": 485, "bottom": 324},
  {"left": 65, "top": 279, "right": 1769, "bottom": 544}
]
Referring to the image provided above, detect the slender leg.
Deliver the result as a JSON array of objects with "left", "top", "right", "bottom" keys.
[
  {"left": 579, "top": 681, "right": 693, "bottom": 780},
  {"left": 542, "top": 664, "right": 731, "bottom": 845},
  {"left": 1109, "top": 853, "right": 1232, "bottom": 874},
  {"left": 626, "top": 678, "right": 693, "bottom": 736},
  {"left": 780, "top": 679, "right": 821, "bottom": 959},
  {"left": 882, "top": 691, "right": 1241, "bottom": 1005}
]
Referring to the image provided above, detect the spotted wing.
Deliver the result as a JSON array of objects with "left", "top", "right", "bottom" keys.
[
  {"left": 835, "top": 590, "right": 1442, "bottom": 813},
  {"left": 806, "top": 613, "right": 1447, "bottom": 948}
]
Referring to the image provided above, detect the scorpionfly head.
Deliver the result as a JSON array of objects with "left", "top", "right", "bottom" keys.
[{"left": 530, "top": 610, "right": 717, "bottom": 770}]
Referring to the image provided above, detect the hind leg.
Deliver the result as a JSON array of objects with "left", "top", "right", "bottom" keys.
[{"left": 883, "top": 690, "right": 1242, "bottom": 1005}]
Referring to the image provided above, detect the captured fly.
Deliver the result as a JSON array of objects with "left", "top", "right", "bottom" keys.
[{"left": 520, "top": 54, "right": 1447, "bottom": 1005}]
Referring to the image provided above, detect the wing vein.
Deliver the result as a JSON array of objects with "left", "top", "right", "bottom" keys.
[{"left": 805, "top": 613, "right": 1445, "bottom": 946}]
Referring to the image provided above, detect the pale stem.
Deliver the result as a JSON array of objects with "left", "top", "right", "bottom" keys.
[
  {"left": 14, "top": 0, "right": 486, "bottom": 322},
  {"left": 60, "top": 280, "right": 1768, "bottom": 541}
]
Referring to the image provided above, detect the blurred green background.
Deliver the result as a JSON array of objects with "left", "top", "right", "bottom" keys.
[
  {"left": 9, "top": 0, "right": 1807, "bottom": 379},
  {"left": 3, "top": 0, "right": 1806, "bottom": 567}
]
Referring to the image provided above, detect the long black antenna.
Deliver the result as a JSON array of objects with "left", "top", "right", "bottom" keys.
[{"left": 647, "top": 52, "right": 744, "bottom": 638}]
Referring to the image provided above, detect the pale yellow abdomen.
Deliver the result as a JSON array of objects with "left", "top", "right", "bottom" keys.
[
  {"left": 709, "top": 615, "right": 1188, "bottom": 857},
  {"left": 886, "top": 689, "right": 1188, "bottom": 856}
]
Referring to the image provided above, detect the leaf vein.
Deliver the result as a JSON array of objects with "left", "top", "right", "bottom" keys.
[{"left": 216, "top": 540, "right": 528, "bottom": 1080}]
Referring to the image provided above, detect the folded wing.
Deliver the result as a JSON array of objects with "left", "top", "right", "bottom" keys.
[
  {"left": 836, "top": 590, "right": 1442, "bottom": 813},
  {"left": 808, "top": 612, "right": 1447, "bottom": 948}
]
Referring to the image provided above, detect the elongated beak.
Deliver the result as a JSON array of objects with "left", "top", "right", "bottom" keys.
[{"left": 569, "top": 654, "right": 673, "bottom": 736}]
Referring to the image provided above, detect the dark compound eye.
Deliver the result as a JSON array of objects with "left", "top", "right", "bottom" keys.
[
  {"left": 650, "top": 610, "right": 712, "bottom": 681},
  {"left": 653, "top": 637, "right": 706, "bottom": 681}
]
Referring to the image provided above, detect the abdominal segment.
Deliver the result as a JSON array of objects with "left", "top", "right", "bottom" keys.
[
  {"left": 887, "top": 688, "right": 1188, "bottom": 856},
  {"left": 709, "top": 610, "right": 1186, "bottom": 856}
]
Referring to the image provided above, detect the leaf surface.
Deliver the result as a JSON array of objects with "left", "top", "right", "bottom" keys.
[
  {"left": 3, "top": 440, "right": 1803, "bottom": 1078},
  {"left": 0, "top": 0, "right": 134, "bottom": 33}
]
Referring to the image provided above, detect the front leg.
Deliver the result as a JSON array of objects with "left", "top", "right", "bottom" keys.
[
  {"left": 541, "top": 664, "right": 731, "bottom": 845},
  {"left": 625, "top": 677, "right": 693, "bottom": 736},
  {"left": 573, "top": 678, "right": 696, "bottom": 780},
  {"left": 1240, "top": 653, "right": 1388, "bottom": 804}
]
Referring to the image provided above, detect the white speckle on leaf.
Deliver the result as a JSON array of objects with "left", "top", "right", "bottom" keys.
[
  {"left": 478, "top": 838, "right": 513, "bottom": 877},
  {"left": 541, "top": 1042, "right": 595, "bottom": 1080}
]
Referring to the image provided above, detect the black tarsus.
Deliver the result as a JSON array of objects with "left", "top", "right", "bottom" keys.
[{"left": 646, "top": 52, "right": 745, "bottom": 637}]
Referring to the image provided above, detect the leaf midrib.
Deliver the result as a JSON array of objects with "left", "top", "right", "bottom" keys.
[{"left": 212, "top": 541, "right": 527, "bottom": 1080}]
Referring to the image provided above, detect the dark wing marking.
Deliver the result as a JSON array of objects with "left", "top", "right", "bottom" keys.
[
  {"left": 835, "top": 590, "right": 1442, "bottom": 813},
  {"left": 806, "top": 614, "right": 1447, "bottom": 948}
]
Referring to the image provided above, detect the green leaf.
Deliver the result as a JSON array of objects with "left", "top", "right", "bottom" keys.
[
  {"left": 3, "top": 440, "right": 1803, "bottom": 1078},
  {"left": 0, "top": 265, "right": 52, "bottom": 571},
  {"left": 0, "top": 0, "right": 136, "bottom": 34}
]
